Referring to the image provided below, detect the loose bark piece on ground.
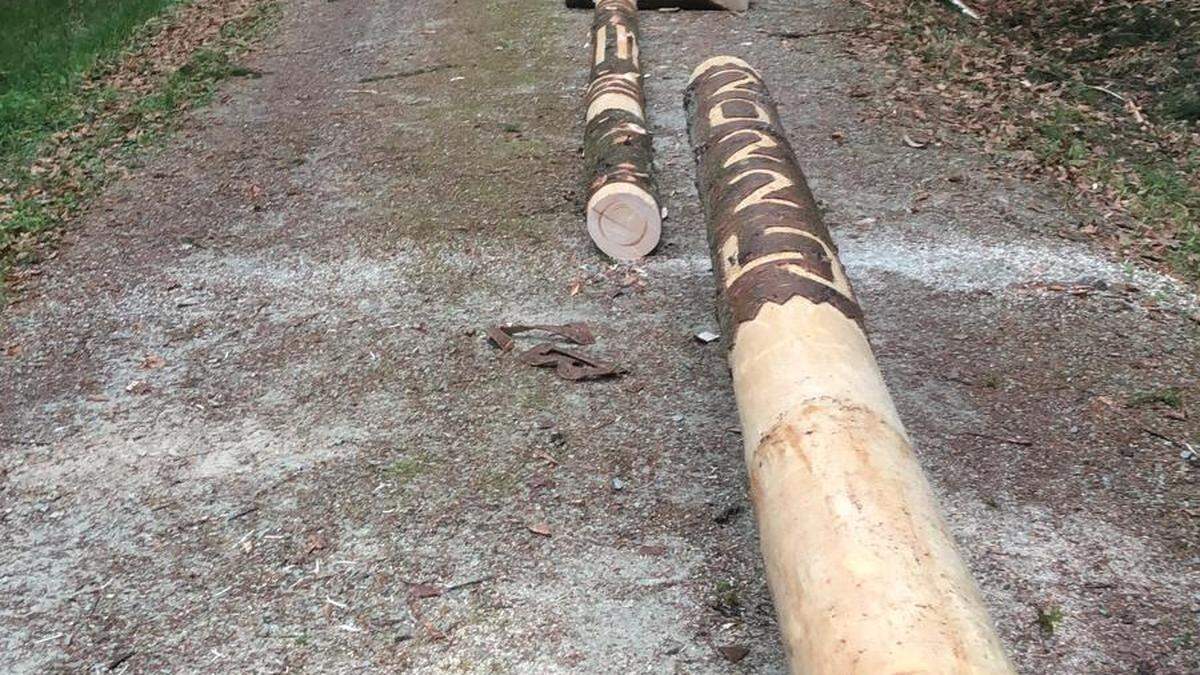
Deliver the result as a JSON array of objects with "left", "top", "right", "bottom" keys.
[
  {"left": 716, "top": 644, "right": 750, "bottom": 663},
  {"left": 582, "top": 0, "right": 662, "bottom": 261},
  {"left": 1140, "top": 424, "right": 1192, "bottom": 451},
  {"left": 444, "top": 576, "right": 493, "bottom": 593},
  {"left": 485, "top": 323, "right": 596, "bottom": 352},
  {"left": 486, "top": 322, "right": 618, "bottom": 381},
  {"left": 108, "top": 650, "right": 136, "bottom": 670},
  {"left": 685, "top": 55, "right": 1015, "bottom": 673},
  {"left": 517, "top": 343, "right": 625, "bottom": 381},
  {"left": 408, "top": 583, "right": 444, "bottom": 599}
]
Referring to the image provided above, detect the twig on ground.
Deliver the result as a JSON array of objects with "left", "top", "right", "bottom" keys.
[
  {"left": 961, "top": 432, "right": 1033, "bottom": 446},
  {"left": 88, "top": 591, "right": 104, "bottom": 616},
  {"left": 1085, "top": 84, "right": 1126, "bottom": 103},
  {"left": 67, "top": 578, "right": 114, "bottom": 601},
  {"left": 445, "top": 576, "right": 494, "bottom": 593},
  {"left": 1139, "top": 425, "right": 1191, "bottom": 451},
  {"left": 359, "top": 64, "right": 454, "bottom": 83},
  {"left": 226, "top": 505, "right": 258, "bottom": 521},
  {"left": 768, "top": 25, "right": 897, "bottom": 39},
  {"left": 108, "top": 650, "right": 136, "bottom": 670}
]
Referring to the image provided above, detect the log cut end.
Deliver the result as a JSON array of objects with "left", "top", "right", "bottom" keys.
[
  {"left": 688, "top": 54, "right": 760, "bottom": 86},
  {"left": 586, "top": 181, "right": 662, "bottom": 261}
]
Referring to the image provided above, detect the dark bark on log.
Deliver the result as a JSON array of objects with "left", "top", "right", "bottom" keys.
[
  {"left": 684, "top": 56, "right": 863, "bottom": 337},
  {"left": 583, "top": 0, "right": 661, "bottom": 260}
]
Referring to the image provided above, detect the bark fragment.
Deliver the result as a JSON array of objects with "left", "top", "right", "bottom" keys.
[
  {"left": 517, "top": 343, "right": 625, "bottom": 381},
  {"left": 485, "top": 323, "right": 595, "bottom": 352}
]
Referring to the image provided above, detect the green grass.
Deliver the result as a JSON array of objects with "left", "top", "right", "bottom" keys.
[
  {"left": 0, "top": 0, "right": 180, "bottom": 166},
  {"left": 0, "top": 0, "right": 278, "bottom": 279},
  {"left": 709, "top": 579, "right": 743, "bottom": 617},
  {"left": 383, "top": 456, "right": 429, "bottom": 484},
  {"left": 1036, "top": 605, "right": 1063, "bottom": 636},
  {"left": 1032, "top": 106, "right": 1090, "bottom": 166},
  {"left": 1029, "top": 104, "right": 1200, "bottom": 279},
  {"left": 1128, "top": 387, "right": 1184, "bottom": 410}
]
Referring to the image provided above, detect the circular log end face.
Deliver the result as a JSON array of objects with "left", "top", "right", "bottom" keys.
[
  {"left": 688, "top": 55, "right": 759, "bottom": 87},
  {"left": 587, "top": 183, "right": 662, "bottom": 261}
]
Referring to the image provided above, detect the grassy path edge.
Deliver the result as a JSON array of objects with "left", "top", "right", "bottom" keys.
[{"left": 0, "top": 0, "right": 281, "bottom": 299}]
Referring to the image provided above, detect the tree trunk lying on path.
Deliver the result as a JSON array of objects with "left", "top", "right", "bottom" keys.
[
  {"left": 566, "top": 0, "right": 748, "bottom": 10},
  {"left": 582, "top": 0, "right": 662, "bottom": 261},
  {"left": 685, "top": 55, "right": 1015, "bottom": 674}
]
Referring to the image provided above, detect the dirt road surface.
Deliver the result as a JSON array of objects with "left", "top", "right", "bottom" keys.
[{"left": 2, "top": 0, "right": 1197, "bottom": 672}]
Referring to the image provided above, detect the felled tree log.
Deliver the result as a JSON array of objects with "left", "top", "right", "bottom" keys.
[
  {"left": 566, "top": 0, "right": 748, "bottom": 10},
  {"left": 685, "top": 56, "right": 1015, "bottom": 674},
  {"left": 582, "top": 0, "right": 661, "bottom": 261}
]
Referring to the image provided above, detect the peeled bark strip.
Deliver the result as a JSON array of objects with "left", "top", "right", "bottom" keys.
[
  {"left": 685, "top": 56, "right": 1015, "bottom": 675},
  {"left": 583, "top": 0, "right": 661, "bottom": 261}
]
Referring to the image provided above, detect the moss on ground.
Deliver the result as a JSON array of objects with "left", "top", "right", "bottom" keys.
[{"left": 371, "top": 0, "right": 574, "bottom": 248}]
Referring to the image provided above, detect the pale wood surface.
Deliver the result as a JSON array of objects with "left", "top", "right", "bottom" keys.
[{"left": 687, "top": 55, "right": 1015, "bottom": 674}]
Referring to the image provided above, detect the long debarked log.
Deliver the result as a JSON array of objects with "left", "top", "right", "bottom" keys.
[
  {"left": 566, "top": 0, "right": 747, "bottom": 10},
  {"left": 583, "top": 0, "right": 661, "bottom": 261},
  {"left": 685, "top": 56, "right": 1015, "bottom": 674}
]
